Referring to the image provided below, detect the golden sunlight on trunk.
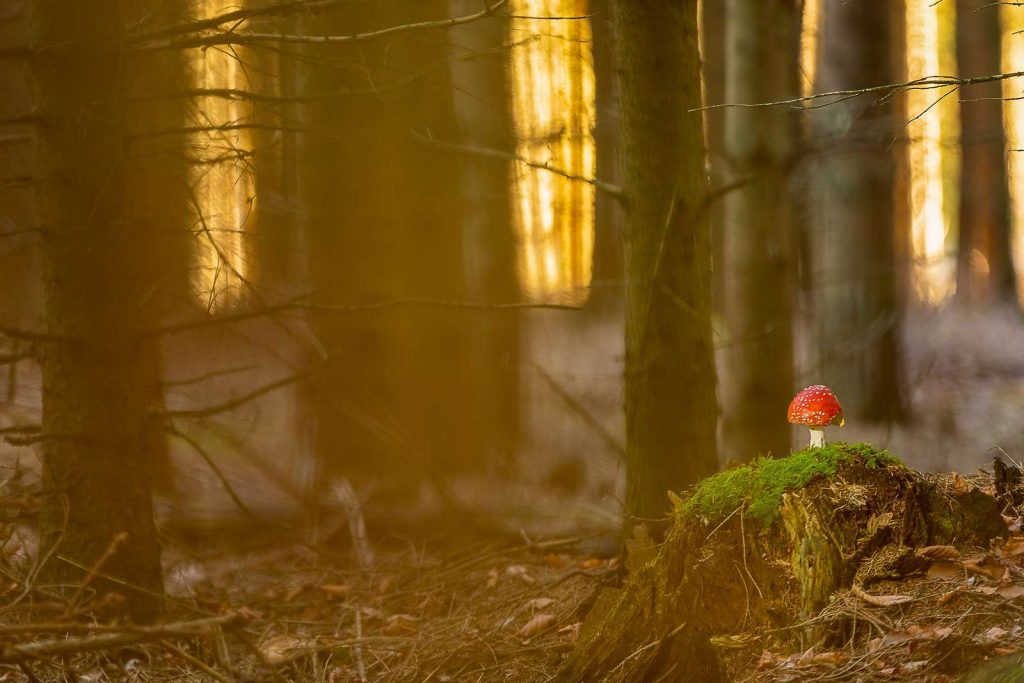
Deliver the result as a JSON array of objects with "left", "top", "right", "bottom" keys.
[
  {"left": 188, "top": 0, "right": 257, "bottom": 311},
  {"left": 905, "top": 0, "right": 958, "bottom": 304},
  {"left": 800, "top": 0, "right": 820, "bottom": 97},
  {"left": 1002, "top": 5, "right": 1024, "bottom": 304},
  {"left": 509, "top": 0, "right": 596, "bottom": 305}
]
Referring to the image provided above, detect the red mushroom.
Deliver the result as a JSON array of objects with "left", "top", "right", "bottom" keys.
[{"left": 787, "top": 385, "right": 844, "bottom": 448}]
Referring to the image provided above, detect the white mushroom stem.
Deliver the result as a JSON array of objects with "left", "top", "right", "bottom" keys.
[{"left": 808, "top": 428, "right": 825, "bottom": 448}]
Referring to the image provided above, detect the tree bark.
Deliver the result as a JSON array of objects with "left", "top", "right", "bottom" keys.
[
  {"left": 809, "top": 0, "right": 907, "bottom": 424},
  {"left": 32, "top": 0, "right": 164, "bottom": 621},
  {"left": 720, "top": 0, "right": 800, "bottom": 463},
  {"left": 447, "top": 0, "right": 520, "bottom": 467},
  {"left": 616, "top": 0, "right": 718, "bottom": 532},
  {"left": 302, "top": 1, "right": 477, "bottom": 496},
  {"left": 956, "top": 0, "right": 1016, "bottom": 306}
]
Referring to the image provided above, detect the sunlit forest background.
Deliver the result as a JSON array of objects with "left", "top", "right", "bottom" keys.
[
  {"left": 4, "top": 0, "right": 1024, "bottom": 538},
  {"left": 6, "top": 2, "right": 1024, "bottom": 672}
]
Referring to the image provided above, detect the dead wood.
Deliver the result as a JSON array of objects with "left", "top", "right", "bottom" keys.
[{"left": 556, "top": 445, "right": 1007, "bottom": 682}]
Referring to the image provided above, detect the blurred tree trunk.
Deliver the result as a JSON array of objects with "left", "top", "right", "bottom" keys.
[
  {"left": 32, "top": 0, "right": 164, "bottom": 620},
  {"left": 701, "top": 0, "right": 727, "bottom": 313},
  {"left": 0, "top": 4, "right": 41, "bottom": 403},
  {"left": 447, "top": 0, "right": 520, "bottom": 467},
  {"left": 615, "top": 0, "right": 718, "bottom": 532},
  {"left": 890, "top": 1, "right": 913, "bottom": 314},
  {"left": 720, "top": 0, "right": 800, "bottom": 462},
  {"left": 303, "top": 2, "right": 475, "bottom": 498},
  {"left": 809, "top": 0, "right": 907, "bottom": 424},
  {"left": 591, "top": 0, "right": 623, "bottom": 284},
  {"left": 956, "top": 0, "right": 1016, "bottom": 306}
]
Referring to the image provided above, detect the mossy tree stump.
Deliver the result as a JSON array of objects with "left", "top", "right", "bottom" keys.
[{"left": 557, "top": 444, "right": 1006, "bottom": 682}]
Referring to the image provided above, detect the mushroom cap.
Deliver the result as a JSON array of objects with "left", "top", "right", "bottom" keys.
[{"left": 787, "top": 385, "right": 844, "bottom": 427}]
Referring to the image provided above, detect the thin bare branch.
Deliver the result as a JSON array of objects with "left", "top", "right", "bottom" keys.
[
  {"left": 134, "top": 0, "right": 509, "bottom": 50},
  {"left": 130, "top": 122, "right": 306, "bottom": 140},
  {"left": 0, "top": 326, "right": 75, "bottom": 345},
  {"left": 693, "top": 71, "right": 1024, "bottom": 112},
  {"left": 126, "top": 0, "right": 325, "bottom": 45},
  {"left": 0, "top": 613, "right": 247, "bottom": 663},
  {"left": 160, "top": 371, "right": 309, "bottom": 419},
  {"left": 167, "top": 427, "right": 261, "bottom": 521},
  {"left": 411, "top": 130, "right": 623, "bottom": 197},
  {"left": 146, "top": 298, "right": 580, "bottom": 337}
]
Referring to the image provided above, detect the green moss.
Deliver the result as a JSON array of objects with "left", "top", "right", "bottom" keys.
[{"left": 677, "top": 442, "right": 903, "bottom": 526}]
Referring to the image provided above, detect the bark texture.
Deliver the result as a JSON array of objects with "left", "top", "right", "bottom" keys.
[
  {"left": 32, "top": 0, "right": 164, "bottom": 621},
  {"left": 720, "top": 0, "right": 800, "bottom": 463},
  {"left": 809, "top": 0, "right": 907, "bottom": 423},
  {"left": 615, "top": 0, "right": 718, "bottom": 532},
  {"left": 956, "top": 0, "right": 1016, "bottom": 306}
]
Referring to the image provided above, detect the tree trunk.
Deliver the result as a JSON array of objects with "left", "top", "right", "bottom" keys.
[
  {"left": 809, "top": 0, "right": 907, "bottom": 424},
  {"left": 591, "top": 0, "right": 623, "bottom": 283},
  {"left": 616, "top": 0, "right": 718, "bottom": 532},
  {"left": 557, "top": 446, "right": 1006, "bottom": 681},
  {"left": 447, "top": 0, "right": 521, "bottom": 467},
  {"left": 701, "top": 0, "right": 728, "bottom": 314},
  {"left": 956, "top": 0, "right": 1016, "bottom": 306},
  {"left": 302, "top": 1, "right": 476, "bottom": 497},
  {"left": 720, "top": 0, "right": 800, "bottom": 463},
  {"left": 32, "top": 0, "right": 164, "bottom": 621}
]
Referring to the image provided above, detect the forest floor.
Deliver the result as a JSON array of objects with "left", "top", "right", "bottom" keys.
[
  {"left": 4, "top": 306, "right": 1024, "bottom": 680},
  {"left": 0, "top": 499, "right": 615, "bottom": 682},
  {"left": 4, "top": 469, "right": 1024, "bottom": 680}
]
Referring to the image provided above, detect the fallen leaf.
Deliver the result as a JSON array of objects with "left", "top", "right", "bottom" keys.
[
  {"left": 383, "top": 614, "right": 418, "bottom": 636},
  {"left": 506, "top": 565, "right": 535, "bottom": 584},
  {"left": 526, "top": 597, "right": 555, "bottom": 611},
  {"left": 1008, "top": 517, "right": 1023, "bottom": 535},
  {"left": 950, "top": 473, "right": 972, "bottom": 494},
  {"left": 963, "top": 556, "right": 1008, "bottom": 582},
  {"left": 519, "top": 613, "right": 556, "bottom": 638},
  {"left": 259, "top": 635, "right": 309, "bottom": 665},
  {"left": 982, "top": 626, "right": 1009, "bottom": 642},
  {"left": 875, "top": 625, "right": 952, "bottom": 648},
  {"left": 756, "top": 650, "right": 781, "bottom": 670},
  {"left": 917, "top": 545, "right": 960, "bottom": 561},
  {"left": 997, "top": 585, "right": 1024, "bottom": 600},
  {"left": 794, "top": 647, "right": 816, "bottom": 666},
  {"left": 319, "top": 584, "right": 350, "bottom": 599},
  {"left": 851, "top": 585, "right": 913, "bottom": 607},
  {"left": 486, "top": 568, "right": 498, "bottom": 589},
  {"left": 360, "top": 606, "right": 384, "bottom": 621},
  {"left": 927, "top": 561, "right": 962, "bottom": 579},
  {"left": 999, "top": 537, "right": 1024, "bottom": 558},
  {"left": 544, "top": 553, "right": 566, "bottom": 568},
  {"left": 800, "top": 651, "right": 844, "bottom": 666},
  {"left": 558, "top": 622, "right": 581, "bottom": 643}
]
